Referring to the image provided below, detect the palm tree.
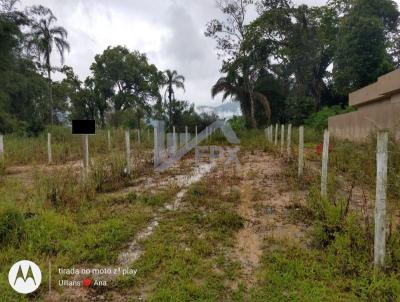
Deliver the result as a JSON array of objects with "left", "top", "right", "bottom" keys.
[
  {"left": 211, "top": 75, "right": 271, "bottom": 128},
  {"left": 162, "top": 70, "right": 185, "bottom": 130},
  {"left": 28, "top": 8, "right": 70, "bottom": 125}
]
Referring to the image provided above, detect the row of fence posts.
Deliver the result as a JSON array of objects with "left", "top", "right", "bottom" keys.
[
  {"left": 0, "top": 129, "right": 148, "bottom": 176},
  {"left": 265, "top": 124, "right": 389, "bottom": 270},
  {"left": 38, "top": 125, "right": 207, "bottom": 177},
  {"left": 265, "top": 123, "right": 304, "bottom": 177},
  {"left": 153, "top": 125, "right": 219, "bottom": 168}
]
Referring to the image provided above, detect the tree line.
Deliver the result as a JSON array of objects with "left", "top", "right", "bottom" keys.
[
  {"left": 206, "top": 0, "right": 400, "bottom": 128},
  {"left": 0, "top": 0, "right": 217, "bottom": 135}
]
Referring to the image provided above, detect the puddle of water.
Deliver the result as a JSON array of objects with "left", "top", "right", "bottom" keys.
[{"left": 117, "top": 220, "right": 159, "bottom": 267}]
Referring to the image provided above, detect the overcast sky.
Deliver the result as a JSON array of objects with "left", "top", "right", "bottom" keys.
[{"left": 18, "top": 0, "right": 400, "bottom": 108}]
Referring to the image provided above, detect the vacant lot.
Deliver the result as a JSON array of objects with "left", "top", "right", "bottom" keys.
[{"left": 1, "top": 129, "right": 400, "bottom": 301}]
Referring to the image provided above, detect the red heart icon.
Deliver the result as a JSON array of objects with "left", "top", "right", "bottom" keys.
[{"left": 83, "top": 278, "right": 92, "bottom": 288}]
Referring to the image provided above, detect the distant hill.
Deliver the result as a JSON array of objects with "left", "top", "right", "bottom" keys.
[{"left": 197, "top": 102, "right": 241, "bottom": 119}]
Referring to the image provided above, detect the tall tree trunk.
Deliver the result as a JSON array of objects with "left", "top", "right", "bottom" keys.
[
  {"left": 168, "top": 85, "right": 173, "bottom": 131},
  {"left": 46, "top": 54, "right": 53, "bottom": 126},
  {"left": 99, "top": 109, "right": 105, "bottom": 128},
  {"left": 242, "top": 64, "right": 257, "bottom": 129}
]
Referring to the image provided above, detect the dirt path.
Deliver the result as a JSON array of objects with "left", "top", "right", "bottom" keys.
[
  {"left": 46, "top": 159, "right": 216, "bottom": 302},
  {"left": 231, "top": 151, "right": 308, "bottom": 289}
]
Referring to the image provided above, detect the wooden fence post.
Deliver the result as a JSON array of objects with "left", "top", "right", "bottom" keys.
[
  {"left": 321, "top": 129, "right": 330, "bottom": 197},
  {"left": 137, "top": 129, "right": 141, "bottom": 145},
  {"left": 298, "top": 126, "right": 304, "bottom": 177},
  {"left": 125, "top": 130, "right": 131, "bottom": 174},
  {"left": 275, "top": 124, "right": 278, "bottom": 145},
  {"left": 287, "top": 124, "right": 292, "bottom": 158},
  {"left": 374, "top": 131, "right": 388, "bottom": 269},
  {"left": 47, "top": 133, "right": 52, "bottom": 164},
  {"left": 281, "top": 124, "right": 285, "bottom": 153}
]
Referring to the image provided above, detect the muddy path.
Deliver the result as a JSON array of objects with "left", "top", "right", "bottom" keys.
[
  {"left": 42, "top": 148, "right": 310, "bottom": 301},
  {"left": 45, "top": 156, "right": 217, "bottom": 301},
  {"left": 230, "top": 151, "right": 309, "bottom": 290}
]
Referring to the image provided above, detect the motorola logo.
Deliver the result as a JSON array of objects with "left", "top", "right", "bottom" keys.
[{"left": 8, "top": 260, "right": 42, "bottom": 294}]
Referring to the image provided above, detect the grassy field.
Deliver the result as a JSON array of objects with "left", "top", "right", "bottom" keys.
[{"left": 1, "top": 127, "right": 400, "bottom": 301}]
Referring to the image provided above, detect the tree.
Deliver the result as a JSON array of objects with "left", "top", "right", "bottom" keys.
[
  {"left": 26, "top": 5, "right": 70, "bottom": 125},
  {"left": 91, "top": 46, "right": 162, "bottom": 127},
  {"left": 244, "top": 3, "right": 338, "bottom": 110},
  {"left": 211, "top": 69, "right": 271, "bottom": 127},
  {"left": 333, "top": 0, "right": 399, "bottom": 96},
  {"left": 0, "top": 1, "right": 49, "bottom": 134},
  {"left": 206, "top": 0, "right": 268, "bottom": 128},
  {"left": 161, "top": 70, "right": 185, "bottom": 130}
]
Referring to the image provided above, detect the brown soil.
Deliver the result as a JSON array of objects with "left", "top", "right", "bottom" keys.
[{"left": 230, "top": 150, "right": 308, "bottom": 289}]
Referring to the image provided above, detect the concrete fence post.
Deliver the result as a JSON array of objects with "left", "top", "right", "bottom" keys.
[
  {"left": 275, "top": 124, "right": 278, "bottom": 145},
  {"left": 0, "top": 134, "right": 4, "bottom": 161},
  {"left": 125, "top": 130, "right": 131, "bottom": 175},
  {"left": 374, "top": 131, "right": 388, "bottom": 269},
  {"left": 287, "top": 124, "right": 292, "bottom": 158},
  {"left": 173, "top": 126, "right": 177, "bottom": 153},
  {"left": 83, "top": 134, "right": 89, "bottom": 175},
  {"left": 147, "top": 128, "right": 150, "bottom": 142},
  {"left": 270, "top": 126, "right": 273, "bottom": 142},
  {"left": 154, "top": 127, "right": 159, "bottom": 166},
  {"left": 281, "top": 124, "right": 285, "bottom": 153},
  {"left": 107, "top": 130, "right": 111, "bottom": 151},
  {"left": 195, "top": 125, "right": 198, "bottom": 145},
  {"left": 137, "top": 129, "right": 141, "bottom": 145},
  {"left": 185, "top": 126, "right": 188, "bottom": 145},
  {"left": 298, "top": 126, "right": 304, "bottom": 178},
  {"left": 47, "top": 133, "right": 52, "bottom": 164},
  {"left": 321, "top": 129, "right": 330, "bottom": 197}
]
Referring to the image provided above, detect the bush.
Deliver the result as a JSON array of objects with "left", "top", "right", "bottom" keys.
[
  {"left": 305, "top": 106, "right": 355, "bottom": 131},
  {"left": 0, "top": 206, "right": 25, "bottom": 246},
  {"left": 228, "top": 115, "right": 246, "bottom": 133}
]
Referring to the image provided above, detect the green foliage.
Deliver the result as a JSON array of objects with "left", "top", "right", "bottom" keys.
[
  {"left": 0, "top": 206, "right": 24, "bottom": 246},
  {"left": 37, "top": 167, "right": 96, "bottom": 209},
  {"left": 333, "top": 0, "right": 398, "bottom": 96},
  {"left": 90, "top": 46, "right": 162, "bottom": 124},
  {"left": 305, "top": 106, "right": 354, "bottom": 131},
  {"left": 284, "top": 94, "right": 315, "bottom": 125},
  {"left": 228, "top": 115, "right": 246, "bottom": 133}
]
